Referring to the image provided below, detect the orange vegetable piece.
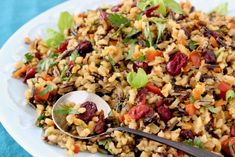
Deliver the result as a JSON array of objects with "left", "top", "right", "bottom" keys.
[
  {"left": 192, "top": 83, "right": 205, "bottom": 100},
  {"left": 215, "top": 99, "right": 226, "bottom": 107},
  {"left": 41, "top": 73, "right": 54, "bottom": 81},
  {"left": 34, "top": 86, "right": 50, "bottom": 102},
  {"left": 145, "top": 50, "right": 162, "bottom": 62},
  {"left": 228, "top": 23, "right": 235, "bottom": 29},
  {"left": 189, "top": 51, "right": 201, "bottom": 68},
  {"left": 12, "top": 65, "right": 29, "bottom": 78},
  {"left": 185, "top": 104, "right": 196, "bottom": 116},
  {"left": 209, "top": 36, "right": 219, "bottom": 48},
  {"left": 73, "top": 144, "right": 80, "bottom": 154},
  {"left": 132, "top": 51, "right": 141, "bottom": 60}
]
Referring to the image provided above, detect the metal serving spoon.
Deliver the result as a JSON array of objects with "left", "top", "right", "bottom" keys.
[{"left": 52, "top": 91, "right": 220, "bottom": 157}]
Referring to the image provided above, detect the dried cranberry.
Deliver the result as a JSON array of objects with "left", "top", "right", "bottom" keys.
[
  {"left": 204, "top": 50, "right": 216, "bottom": 64},
  {"left": 76, "top": 40, "right": 93, "bottom": 57},
  {"left": 131, "top": 2, "right": 137, "bottom": 8},
  {"left": 133, "top": 62, "right": 152, "bottom": 74},
  {"left": 136, "top": 88, "right": 148, "bottom": 106},
  {"left": 76, "top": 101, "right": 97, "bottom": 123},
  {"left": 144, "top": 5, "right": 160, "bottom": 17},
  {"left": 156, "top": 104, "right": 172, "bottom": 123},
  {"left": 100, "top": 10, "right": 108, "bottom": 20},
  {"left": 111, "top": 4, "right": 122, "bottom": 12},
  {"left": 128, "top": 104, "right": 152, "bottom": 120},
  {"left": 166, "top": 52, "right": 188, "bottom": 76},
  {"left": 156, "top": 98, "right": 164, "bottom": 107},
  {"left": 57, "top": 40, "right": 68, "bottom": 53},
  {"left": 180, "top": 129, "right": 194, "bottom": 140},
  {"left": 230, "top": 125, "right": 235, "bottom": 137},
  {"left": 35, "top": 52, "right": 42, "bottom": 59},
  {"left": 23, "top": 67, "right": 36, "bottom": 82},
  {"left": 94, "top": 110, "right": 105, "bottom": 134}
]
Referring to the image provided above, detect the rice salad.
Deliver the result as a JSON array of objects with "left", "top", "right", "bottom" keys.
[{"left": 13, "top": 0, "right": 235, "bottom": 156}]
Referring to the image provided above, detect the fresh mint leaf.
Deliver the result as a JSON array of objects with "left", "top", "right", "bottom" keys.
[
  {"left": 125, "top": 44, "right": 135, "bottom": 60},
  {"left": 212, "top": 2, "right": 228, "bottom": 15},
  {"left": 108, "top": 56, "right": 116, "bottom": 70},
  {"left": 137, "top": 0, "right": 151, "bottom": 11},
  {"left": 37, "top": 53, "right": 57, "bottom": 72},
  {"left": 165, "top": 0, "right": 182, "bottom": 14},
  {"left": 226, "top": 90, "right": 235, "bottom": 102},
  {"left": 144, "top": 22, "right": 153, "bottom": 47},
  {"left": 127, "top": 68, "right": 148, "bottom": 89},
  {"left": 54, "top": 105, "right": 80, "bottom": 115},
  {"left": 70, "top": 50, "right": 79, "bottom": 61},
  {"left": 45, "top": 28, "right": 64, "bottom": 48},
  {"left": 108, "top": 13, "right": 130, "bottom": 27},
  {"left": 23, "top": 53, "right": 34, "bottom": 63},
  {"left": 58, "top": 11, "right": 74, "bottom": 33},
  {"left": 189, "top": 40, "right": 197, "bottom": 51},
  {"left": 206, "top": 106, "right": 218, "bottom": 113},
  {"left": 39, "top": 85, "right": 55, "bottom": 96},
  {"left": 184, "top": 137, "right": 204, "bottom": 149}
]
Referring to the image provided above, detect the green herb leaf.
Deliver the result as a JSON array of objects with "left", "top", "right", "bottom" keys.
[
  {"left": 37, "top": 115, "right": 45, "bottom": 121},
  {"left": 98, "top": 138, "right": 112, "bottom": 146},
  {"left": 108, "top": 13, "right": 130, "bottom": 27},
  {"left": 70, "top": 50, "right": 79, "bottom": 61},
  {"left": 188, "top": 40, "right": 197, "bottom": 51},
  {"left": 156, "top": 22, "right": 166, "bottom": 43},
  {"left": 45, "top": 28, "right": 64, "bottom": 48},
  {"left": 189, "top": 96, "right": 195, "bottom": 104},
  {"left": 125, "top": 44, "right": 135, "bottom": 60},
  {"left": 123, "top": 38, "right": 137, "bottom": 45},
  {"left": 60, "top": 66, "right": 67, "bottom": 80},
  {"left": 54, "top": 108, "right": 80, "bottom": 115},
  {"left": 212, "top": 2, "right": 228, "bottom": 15},
  {"left": 23, "top": 53, "right": 34, "bottom": 63},
  {"left": 58, "top": 11, "right": 74, "bottom": 33},
  {"left": 144, "top": 22, "right": 153, "bottom": 47},
  {"left": 226, "top": 90, "right": 235, "bottom": 102},
  {"left": 39, "top": 85, "right": 55, "bottom": 96},
  {"left": 184, "top": 137, "right": 204, "bottom": 149},
  {"left": 127, "top": 68, "right": 148, "bottom": 89},
  {"left": 37, "top": 53, "right": 57, "bottom": 72},
  {"left": 108, "top": 56, "right": 116, "bottom": 70},
  {"left": 137, "top": 55, "right": 146, "bottom": 62},
  {"left": 137, "top": 0, "right": 151, "bottom": 11},
  {"left": 206, "top": 106, "right": 218, "bottom": 113},
  {"left": 125, "top": 29, "right": 141, "bottom": 38},
  {"left": 155, "top": 0, "right": 167, "bottom": 16},
  {"left": 164, "top": 0, "right": 182, "bottom": 14}
]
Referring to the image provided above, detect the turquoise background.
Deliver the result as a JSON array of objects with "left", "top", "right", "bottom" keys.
[{"left": 0, "top": 0, "right": 64, "bottom": 156}]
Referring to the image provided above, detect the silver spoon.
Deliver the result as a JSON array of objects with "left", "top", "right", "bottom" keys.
[{"left": 52, "top": 91, "right": 221, "bottom": 157}]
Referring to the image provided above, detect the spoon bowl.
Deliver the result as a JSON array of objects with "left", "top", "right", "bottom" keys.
[{"left": 52, "top": 90, "right": 111, "bottom": 139}]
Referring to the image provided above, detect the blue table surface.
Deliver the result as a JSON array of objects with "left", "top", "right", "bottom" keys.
[{"left": 0, "top": 0, "right": 65, "bottom": 156}]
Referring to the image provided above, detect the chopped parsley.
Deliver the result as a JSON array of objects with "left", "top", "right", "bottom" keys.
[
  {"left": 23, "top": 53, "right": 34, "bottom": 63},
  {"left": 184, "top": 137, "right": 204, "bottom": 149},
  {"left": 108, "top": 13, "right": 130, "bottom": 27}
]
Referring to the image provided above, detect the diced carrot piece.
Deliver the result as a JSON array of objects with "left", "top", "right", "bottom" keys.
[
  {"left": 132, "top": 51, "right": 141, "bottom": 60},
  {"left": 185, "top": 104, "right": 196, "bottom": 116},
  {"left": 189, "top": 51, "right": 201, "bottom": 68},
  {"left": 228, "top": 23, "right": 235, "bottom": 29},
  {"left": 73, "top": 144, "right": 80, "bottom": 154},
  {"left": 215, "top": 99, "right": 226, "bottom": 107},
  {"left": 12, "top": 65, "right": 29, "bottom": 78},
  {"left": 209, "top": 36, "right": 219, "bottom": 48},
  {"left": 34, "top": 87, "right": 50, "bottom": 102},
  {"left": 192, "top": 83, "right": 205, "bottom": 100},
  {"left": 145, "top": 50, "right": 162, "bottom": 62},
  {"left": 145, "top": 82, "right": 162, "bottom": 95},
  {"left": 41, "top": 73, "right": 54, "bottom": 81}
]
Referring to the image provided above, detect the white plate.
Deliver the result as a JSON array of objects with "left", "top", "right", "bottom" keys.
[{"left": 0, "top": 0, "right": 234, "bottom": 157}]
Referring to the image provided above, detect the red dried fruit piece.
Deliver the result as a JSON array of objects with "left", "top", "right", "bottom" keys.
[
  {"left": 100, "top": 10, "right": 108, "bottom": 20},
  {"left": 57, "top": 40, "right": 68, "bottom": 53},
  {"left": 166, "top": 52, "right": 188, "bottom": 76},
  {"left": 145, "top": 83, "right": 162, "bottom": 96},
  {"left": 156, "top": 104, "right": 172, "bottom": 122},
  {"left": 204, "top": 50, "right": 216, "bottom": 64},
  {"left": 133, "top": 62, "right": 152, "bottom": 74},
  {"left": 128, "top": 104, "right": 152, "bottom": 120},
  {"left": 94, "top": 110, "right": 105, "bottom": 134},
  {"left": 111, "top": 4, "right": 122, "bottom": 12},
  {"left": 135, "top": 88, "right": 148, "bottom": 106},
  {"left": 222, "top": 137, "right": 235, "bottom": 157},
  {"left": 76, "top": 40, "right": 93, "bottom": 57},
  {"left": 230, "top": 125, "right": 235, "bottom": 137},
  {"left": 35, "top": 52, "right": 42, "bottom": 59},
  {"left": 144, "top": 5, "right": 160, "bottom": 17},
  {"left": 23, "top": 67, "right": 36, "bottom": 82},
  {"left": 218, "top": 82, "right": 231, "bottom": 99},
  {"left": 76, "top": 101, "right": 97, "bottom": 123},
  {"left": 180, "top": 129, "right": 195, "bottom": 140}
]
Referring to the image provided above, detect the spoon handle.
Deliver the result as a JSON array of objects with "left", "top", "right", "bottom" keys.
[{"left": 116, "top": 127, "right": 221, "bottom": 157}]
